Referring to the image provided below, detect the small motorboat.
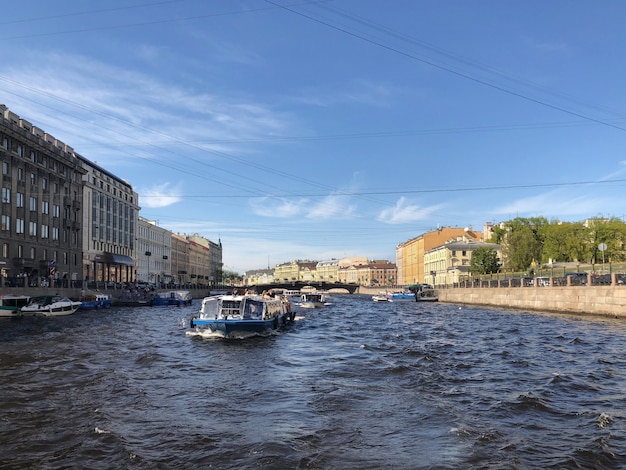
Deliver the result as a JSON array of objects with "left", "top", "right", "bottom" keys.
[
  {"left": 298, "top": 292, "right": 329, "bottom": 308},
  {"left": 21, "top": 295, "right": 82, "bottom": 316}
]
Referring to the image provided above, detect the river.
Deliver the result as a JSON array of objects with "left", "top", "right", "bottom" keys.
[{"left": 1, "top": 294, "right": 625, "bottom": 469}]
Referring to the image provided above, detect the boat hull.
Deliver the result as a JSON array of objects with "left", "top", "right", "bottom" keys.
[{"left": 191, "top": 314, "right": 293, "bottom": 337}]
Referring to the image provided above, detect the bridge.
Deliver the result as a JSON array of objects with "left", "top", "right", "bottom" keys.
[{"left": 246, "top": 281, "right": 359, "bottom": 294}]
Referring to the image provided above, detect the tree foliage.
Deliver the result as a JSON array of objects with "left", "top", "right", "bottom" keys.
[
  {"left": 470, "top": 246, "right": 501, "bottom": 274},
  {"left": 497, "top": 215, "right": 626, "bottom": 271}
]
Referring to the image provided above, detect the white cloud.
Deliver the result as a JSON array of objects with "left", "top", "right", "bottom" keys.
[
  {"left": 306, "top": 193, "right": 356, "bottom": 219},
  {"left": 249, "top": 197, "right": 305, "bottom": 218},
  {"left": 377, "top": 197, "right": 444, "bottom": 224},
  {"left": 138, "top": 182, "right": 182, "bottom": 208}
]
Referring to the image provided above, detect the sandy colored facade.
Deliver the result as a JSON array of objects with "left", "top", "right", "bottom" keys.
[{"left": 397, "top": 227, "right": 484, "bottom": 285}]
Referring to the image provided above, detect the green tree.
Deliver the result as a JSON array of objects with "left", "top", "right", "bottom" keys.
[
  {"left": 500, "top": 217, "right": 548, "bottom": 271},
  {"left": 470, "top": 246, "right": 501, "bottom": 274}
]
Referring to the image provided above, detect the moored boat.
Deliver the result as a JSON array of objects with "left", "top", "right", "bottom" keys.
[
  {"left": 20, "top": 295, "right": 82, "bottom": 316},
  {"left": 78, "top": 293, "right": 111, "bottom": 310},
  {"left": 188, "top": 293, "right": 294, "bottom": 338},
  {"left": 0, "top": 295, "right": 31, "bottom": 318},
  {"left": 385, "top": 291, "right": 416, "bottom": 302},
  {"left": 150, "top": 290, "right": 193, "bottom": 307},
  {"left": 407, "top": 284, "right": 439, "bottom": 302}
]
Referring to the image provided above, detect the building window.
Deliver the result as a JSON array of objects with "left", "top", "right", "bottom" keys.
[
  {"left": 17, "top": 245, "right": 23, "bottom": 258},
  {"left": 29, "top": 221, "right": 37, "bottom": 236},
  {"left": 30, "top": 173, "right": 36, "bottom": 185},
  {"left": 16, "top": 218, "right": 24, "bottom": 234},
  {"left": 30, "top": 151, "right": 36, "bottom": 163},
  {"left": 1, "top": 215, "right": 9, "bottom": 231},
  {"left": 41, "top": 224, "right": 49, "bottom": 239},
  {"left": 17, "top": 145, "right": 23, "bottom": 157},
  {"left": 1, "top": 187, "right": 9, "bottom": 204},
  {"left": 42, "top": 178, "right": 48, "bottom": 190},
  {"left": 16, "top": 192, "right": 23, "bottom": 208},
  {"left": 2, "top": 161, "right": 8, "bottom": 175},
  {"left": 42, "top": 200, "right": 49, "bottom": 214},
  {"left": 2, "top": 243, "right": 8, "bottom": 257},
  {"left": 30, "top": 247, "right": 35, "bottom": 259},
  {"left": 2, "top": 138, "right": 8, "bottom": 150},
  {"left": 53, "top": 204, "right": 60, "bottom": 218},
  {"left": 29, "top": 197, "right": 37, "bottom": 211},
  {"left": 17, "top": 168, "right": 23, "bottom": 181},
  {"left": 53, "top": 182, "right": 59, "bottom": 194},
  {"left": 52, "top": 227, "right": 59, "bottom": 240}
]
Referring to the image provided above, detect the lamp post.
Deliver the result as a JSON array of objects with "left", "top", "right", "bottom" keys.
[{"left": 145, "top": 251, "right": 151, "bottom": 284}]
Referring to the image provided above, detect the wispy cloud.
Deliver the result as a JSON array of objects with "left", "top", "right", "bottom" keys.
[
  {"left": 249, "top": 197, "right": 306, "bottom": 218},
  {"left": 306, "top": 193, "right": 356, "bottom": 219},
  {"left": 138, "top": 182, "right": 182, "bottom": 208},
  {"left": 377, "top": 197, "right": 444, "bottom": 224}
]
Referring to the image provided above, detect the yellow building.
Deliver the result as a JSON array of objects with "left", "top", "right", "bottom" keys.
[
  {"left": 425, "top": 238, "right": 501, "bottom": 286},
  {"left": 397, "top": 227, "right": 484, "bottom": 285}
]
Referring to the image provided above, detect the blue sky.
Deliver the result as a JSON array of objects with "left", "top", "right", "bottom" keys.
[{"left": 2, "top": 1, "right": 626, "bottom": 273}]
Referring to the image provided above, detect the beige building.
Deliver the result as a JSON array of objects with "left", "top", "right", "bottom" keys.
[
  {"left": 188, "top": 234, "right": 223, "bottom": 285},
  {"left": 136, "top": 216, "right": 171, "bottom": 285},
  {"left": 397, "top": 227, "right": 484, "bottom": 285},
  {"left": 243, "top": 269, "right": 274, "bottom": 286},
  {"left": 274, "top": 260, "right": 317, "bottom": 284},
  {"left": 337, "top": 257, "right": 368, "bottom": 284},
  {"left": 316, "top": 259, "right": 339, "bottom": 283},
  {"left": 170, "top": 233, "right": 190, "bottom": 286}
]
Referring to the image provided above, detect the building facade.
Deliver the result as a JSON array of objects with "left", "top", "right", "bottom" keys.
[
  {"left": 80, "top": 157, "right": 139, "bottom": 287},
  {"left": 0, "top": 105, "right": 85, "bottom": 288},
  {"left": 136, "top": 217, "right": 172, "bottom": 285},
  {"left": 396, "top": 227, "right": 484, "bottom": 285},
  {"left": 424, "top": 238, "right": 501, "bottom": 286}
]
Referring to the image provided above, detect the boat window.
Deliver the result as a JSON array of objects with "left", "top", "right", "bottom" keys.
[{"left": 243, "top": 300, "right": 263, "bottom": 319}]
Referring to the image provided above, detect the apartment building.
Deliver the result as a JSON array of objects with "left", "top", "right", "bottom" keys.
[{"left": 0, "top": 105, "right": 85, "bottom": 288}]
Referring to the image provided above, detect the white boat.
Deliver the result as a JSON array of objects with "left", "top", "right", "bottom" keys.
[
  {"left": 21, "top": 295, "right": 82, "bottom": 316},
  {"left": 188, "top": 293, "right": 294, "bottom": 338},
  {"left": 385, "top": 291, "right": 416, "bottom": 302},
  {"left": 0, "top": 295, "right": 31, "bottom": 318},
  {"left": 371, "top": 293, "right": 388, "bottom": 302},
  {"left": 298, "top": 291, "right": 329, "bottom": 308}
]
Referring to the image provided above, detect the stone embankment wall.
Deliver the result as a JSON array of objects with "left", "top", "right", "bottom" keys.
[{"left": 437, "top": 286, "right": 626, "bottom": 318}]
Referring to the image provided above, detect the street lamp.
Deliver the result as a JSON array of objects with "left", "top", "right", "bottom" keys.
[{"left": 145, "top": 251, "right": 151, "bottom": 284}]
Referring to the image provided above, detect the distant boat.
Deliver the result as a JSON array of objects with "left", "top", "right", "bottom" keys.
[
  {"left": 385, "top": 291, "right": 416, "bottom": 302},
  {"left": 407, "top": 284, "right": 439, "bottom": 302},
  {"left": 21, "top": 295, "right": 82, "bottom": 316},
  {"left": 0, "top": 295, "right": 31, "bottom": 318},
  {"left": 150, "top": 290, "right": 193, "bottom": 307},
  {"left": 188, "top": 293, "right": 294, "bottom": 338},
  {"left": 298, "top": 291, "right": 329, "bottom": 308}
]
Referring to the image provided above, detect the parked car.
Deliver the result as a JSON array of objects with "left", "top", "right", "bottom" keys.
[{"left": 536, "top": 277, "right": 550, "bottom": 287}]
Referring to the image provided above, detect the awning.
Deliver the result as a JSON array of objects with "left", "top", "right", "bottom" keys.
[{"left": 94, "top": 253, "right": 135, "bottom": 266}]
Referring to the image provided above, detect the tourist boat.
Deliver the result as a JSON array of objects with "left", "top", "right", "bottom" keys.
[
  {"left": 78, "top": 293, "right": 111, "bottom": 310},
  {"left": 298, "top": 291, "right": 329, "bottom": 308},
  {"left": 20, "top": 295, "right": 82, "bottom": 316},
  {"left": 150, "top": 290, "right": 193, "bottom": 307},
  {"left": 188, "top": 293, "right": 294, "bottom": 338},
  {"left": 0, "top": 295, "right": 31, "bottom": 318}
]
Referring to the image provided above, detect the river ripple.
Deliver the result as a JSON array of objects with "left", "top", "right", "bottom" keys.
[{"left": 1, "top": 295, "right": 625, "bottom": 469}]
